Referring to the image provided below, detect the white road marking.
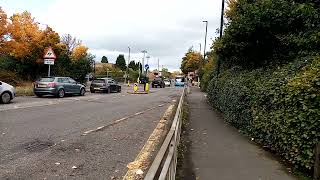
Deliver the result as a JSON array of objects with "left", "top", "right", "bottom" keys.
[
  {"left": 82, "top": 102, "right": 171, "bottom": 135},
  {"left": 96, "top": 126, "right": 105, "bottom": 130},
  {"left": 0, "top": 95, "right": 107, "bottom": 112}
]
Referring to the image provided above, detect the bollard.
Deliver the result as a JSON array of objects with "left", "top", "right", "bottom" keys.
[
  {"left": 315, "top": 143, "right": 320, "bottom": 180},
  {"left": 145, "top": 83, "right": 149, "bottom": 93},
  {"left": 127, "top": 80, "right": 130, "bottom": 87},
  {"left": 133, "top": 83, "right": 138, "bottom": 93}
]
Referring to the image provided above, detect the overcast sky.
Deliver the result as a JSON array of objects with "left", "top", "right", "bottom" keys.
[{"left": 1, "top": 0, "right": 223, "bottom": 71}]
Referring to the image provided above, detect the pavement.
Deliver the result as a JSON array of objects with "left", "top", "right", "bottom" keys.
[
  {"left": 185, "top": 87, "right": 297, "bottom": 180},
  {"left": 0, "top": 85, "right": 183, "bottom": 179}
]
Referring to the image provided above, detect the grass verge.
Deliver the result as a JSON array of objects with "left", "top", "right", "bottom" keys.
[
  {"left": 15, "top": 82, "right": 34, "bottom": 96},
  {"left": 176, "top": 98, "right": 193, "bottom": 180}
]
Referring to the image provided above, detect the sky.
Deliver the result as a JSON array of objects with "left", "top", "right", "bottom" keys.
[{"left": 0, "top": 0, "right": 223, "bottom": 71}]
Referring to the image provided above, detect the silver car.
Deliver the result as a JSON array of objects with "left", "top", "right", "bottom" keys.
[{"left": 0, "top": 81, "right": 16, "bottom": 104}]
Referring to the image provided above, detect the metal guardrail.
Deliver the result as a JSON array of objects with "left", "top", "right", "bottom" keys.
[{"left": 144, "top": 87, "right": 186, "bottom": 180}]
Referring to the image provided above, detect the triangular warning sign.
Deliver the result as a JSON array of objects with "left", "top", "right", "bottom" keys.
[{"left": 43, "top": 47, "right": 56, "bottom": 59}]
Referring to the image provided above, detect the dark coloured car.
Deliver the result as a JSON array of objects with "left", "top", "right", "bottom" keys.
[
  {"left": 90, "top": 78, "right": 121, "bottom": 93},
  {"left": 139, "top": 77, "right": 149, "bottom": 84},
  {"left": 34, "top": 77, "right": 86, "bottom": 98},
  {"left": 152, "top": 77, "right": 165, "bottom": 88}
]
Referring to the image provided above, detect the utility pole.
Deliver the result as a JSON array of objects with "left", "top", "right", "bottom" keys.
[
  {"left": 158, "top": 58, "right": 160, "bottom": 73},
  {"left": 141, "top": 50, "right": 147, "bottom": 75},
  {"left": 217, "top": 0, "right": 225, "bottom": 78},
  {"left": 199, "top": 43, "right": 202, "bottom": 53},
  {"left": 202, "top": 21, "right": 208, "bottom": 61}
]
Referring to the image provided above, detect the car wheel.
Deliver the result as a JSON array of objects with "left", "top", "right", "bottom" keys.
[
  {"left": 80, "top": 88, "right": 86, "bottom": 96},
  {"left": 57, "top": 89, "right": 65, "bottom": 98},
  {"left": 1, "top": 92, "right": 11, "bottom": 104},
  {"left": 117, "top": 87, "right": 121, "bottom": 92},
  {"left": 35, "top": 94, "right": 42, "bottom": 98},
  {"left": 90, "top": 90, "right": 95, "bottom": 93}
]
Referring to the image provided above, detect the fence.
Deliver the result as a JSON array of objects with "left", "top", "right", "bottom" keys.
[{"left": 144, "top": 86, "right": 186, "bottom": 180}]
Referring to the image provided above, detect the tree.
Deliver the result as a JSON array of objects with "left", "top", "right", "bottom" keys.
[
  {"left": 69, "top": 54, "right": 93, "bottom": 83},
  {"left": 115, "top": 54, "right": 126, "bottom": 71},
  {"left": 61, "top": 34, "right": 81, "bottom": 54},
  {"left": 6, "top": 11, "right": 42, "bottom": 59},
  {"left": 0, "top": 7, "right": 8, "bottom": 54},
  {"left": 215, "top": 0, "right": 320, "bottom": 68},
  {"left": 161, "top": 67, "right": 171, "bottom": 78},
  {"left": 180, "top": 49, "right": 203, "bottom": 74},
  {"left": 101, "top": 56, "right": 108, "bottom": 63},
  {"left": 128, "top": 60, "right": 137, "bottom": 70},
  {"left": 136, "top": 62, "right": 142, "bottom": 73},
  {"left": 71, "top": 45, "right": 88, "bottom": 61}
]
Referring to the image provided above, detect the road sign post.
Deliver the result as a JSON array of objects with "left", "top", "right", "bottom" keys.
[
  {"left": 145, "top": 64, "right": 149, "bottom": 75},
  {"left": 43, "top": 47, "right": 56, "bottom": 77}
]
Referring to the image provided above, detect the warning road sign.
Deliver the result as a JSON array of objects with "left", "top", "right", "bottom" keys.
[
  {"left": 44, "top": 59, "right": 55, "bottom": 65},
  {"left": 43, "top": 47, "right": 56, "bottom": 59}
]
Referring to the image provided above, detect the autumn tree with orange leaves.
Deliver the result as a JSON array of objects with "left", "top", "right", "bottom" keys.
[{"left": 0, "top": 8, "right": 93, "bottom": 82}]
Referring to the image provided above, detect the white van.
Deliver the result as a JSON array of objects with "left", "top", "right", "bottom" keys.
[{"left": 0, "top": 81, "right": 16, "bottom": 104}]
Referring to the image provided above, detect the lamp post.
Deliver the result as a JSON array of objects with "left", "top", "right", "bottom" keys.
[
  {"left": 202, "top": 21, "right": 208, "bottom": 61},
  {"left": 141, "top": 50, "right": 147, "bottom": 75},
  {"left": 126, "top": 47, "right": 131, "bottom": 84}
]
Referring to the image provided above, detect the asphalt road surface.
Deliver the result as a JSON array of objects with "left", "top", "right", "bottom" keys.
[{"left": 0, "top": 86, "right": 182, "bottom": 180}]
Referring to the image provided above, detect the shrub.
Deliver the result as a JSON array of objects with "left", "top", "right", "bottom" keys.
[
  {"left": 0, "top": 70, "right": 20, "bottom": 86},
  {"left": 207, "top": 56, "right": 319, "bottom": 172}
]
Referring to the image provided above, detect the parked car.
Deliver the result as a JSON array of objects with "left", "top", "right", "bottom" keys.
[
  {"left": 90, "top": 78, "right": 121, "bottom": 93},
  {"left": 164, "top": 79, "right": 171, "bottom": 87},
  {"left": 0, "top": 81, "right": 16, "bottom": 104},
  {"left": 152, "top": 77, "right": 165, "bottom": 88},
  {"left": 34, "top": 77, "right": 86, "bottom": 98}
]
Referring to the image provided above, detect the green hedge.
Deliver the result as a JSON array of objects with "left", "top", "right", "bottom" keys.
[{"left": 207, "top": 56, "right": 320, "bottom": 172}]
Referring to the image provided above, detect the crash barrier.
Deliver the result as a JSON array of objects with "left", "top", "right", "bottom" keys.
[{"left": 144, "top": 86, "right": 186, "bottom": 180}]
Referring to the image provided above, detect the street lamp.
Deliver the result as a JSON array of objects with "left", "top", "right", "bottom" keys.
[
  {"left": 141, "top": 50, "right": 147, "bottom": 75},
  {"left": 202, "top": 21, "right": 208, "bottom": 61},
  {"left": 126, "top": 46, "right": 131, "bottom": 84}
]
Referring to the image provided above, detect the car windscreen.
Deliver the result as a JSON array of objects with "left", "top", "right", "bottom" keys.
[
  {"left": 39, "top": 77, "right": 55, "bottom": 82},
  {"left": 175, "top": 77, "right": 185, "bottom": 82},
  {"left": 155, "top": 78, "right": 162, "bottom": 81},
  {"left": 92, "top": 79, "right": 105, "bottom": 83}
]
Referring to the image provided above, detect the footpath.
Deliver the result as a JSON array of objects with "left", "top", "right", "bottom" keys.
[{"left": 185, "top": 87, "right": 297, "bottom": 180}]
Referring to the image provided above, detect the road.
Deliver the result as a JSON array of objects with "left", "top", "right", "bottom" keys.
[{"left": 0, "top": 86, "right": 182, "bottom": 179}]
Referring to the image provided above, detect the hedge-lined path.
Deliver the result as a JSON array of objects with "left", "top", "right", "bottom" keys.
[{"left": 184, "top": 87, "right": 297, "bottom": 180}]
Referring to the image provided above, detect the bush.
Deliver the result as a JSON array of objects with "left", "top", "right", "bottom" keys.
[
  {"left": 207, "top": 56, "right": 320, "bottom": 172},
  {"left": 200, "top": 59, "right": 215, "bottom": 92},
  {"left": 0, "top": 70, "right": 20, "bottom": 86}
]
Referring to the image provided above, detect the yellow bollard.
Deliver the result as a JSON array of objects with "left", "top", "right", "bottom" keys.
[
  {"left": 145, "top": 83, "right": 149, "bottom": 93},
  {"left": 133, "top": 83, "right": 138, "bottom": 93}
]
